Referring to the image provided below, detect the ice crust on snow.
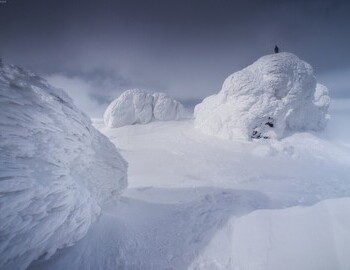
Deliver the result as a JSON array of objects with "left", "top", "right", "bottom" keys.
[
  {"left": 189, "top": 198, "right": 350, "bottom": 270},
  {"left": 104, "top": 89, "right": 185, "bottom": 128},
  {"left": 30, "top": 117, "right": 350, "bottom": 270},
  {"left": 0, "top": 62, "right": 128, "bottom": 269},
  {"left": 194, "top": 52, "right": 330, "bottom": 140}
]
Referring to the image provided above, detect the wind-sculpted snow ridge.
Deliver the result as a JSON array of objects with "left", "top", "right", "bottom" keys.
[
  {"left": 194, "top": 52, "right": 330, "bottom": 140},
  {"left": 104, "top": 89, "right": 185, "bottom": 128},
  {"left": 189, "top": 198, "right": 350, "bottom": 270},
  {"left": 0, "top": 62, "right": 128, "bottom": 269}
]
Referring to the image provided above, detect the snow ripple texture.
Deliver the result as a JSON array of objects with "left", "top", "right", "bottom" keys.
[
  {"left": 104, "top": 89, "right": 185, "bottom": 128},
  {"left": 0, "top": 62, "right": 128, "bottom": 269},
  {"left": 194, "top": 52, "right": 330, "bottom": 140}
]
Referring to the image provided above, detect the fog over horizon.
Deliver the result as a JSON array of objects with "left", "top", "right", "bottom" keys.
[{"left": 1, "top": 0, "right": 349, "bottom": 117}]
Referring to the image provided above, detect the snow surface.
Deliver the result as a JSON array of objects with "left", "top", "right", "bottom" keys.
[
  {"left": 104, "top": 89, "right": 185, "bottom": 128},
  {"left": 189, "top": 198, "right": 350, "bottom": 270},
  {"left": 29, "top": 100, "right": 350, "bottom": 270},
  {"left": 0, "top": 63, "right": 127, "bottom": 269},
  {"left": 194, "top": 53, "right": 330, "bottom": 140}
]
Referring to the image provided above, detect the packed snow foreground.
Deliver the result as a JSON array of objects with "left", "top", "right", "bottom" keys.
[
  {"left": 195, "top": 52, "right": 330, "bottom": 140},
  {"left": 2, "top": 53, "right": 350, "bottom": 270},
  {"left": 31, "top": 114, "right": 350, "bottom": 270},
  {"left": 0, "top": 62, "right": 127, "bottom": 269},
  {"left": 104, "top": 89, "right": 185, "bottom": 128}
]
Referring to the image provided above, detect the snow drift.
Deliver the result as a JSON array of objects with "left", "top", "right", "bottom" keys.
[
  {"left": 0, "top": 62, "right": 128, "bottom": 269},
  {"left": 194, "top": 52, "right": 330, "bottom": 140},
  {"left": 104, "top": 89, "right": 185, "bottom": 128},
  {"left": 190, "top": 198, "right": 350, "bottom": 270}
]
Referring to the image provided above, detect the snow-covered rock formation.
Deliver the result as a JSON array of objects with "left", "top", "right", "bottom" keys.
[
  {"left": 104, "top": 89, "right": 185, "bottom": 128},
  {"left": 153, "top": 92, "right": 184, "bottom": 121},
  {"left": 194, "top": 52, "right": 330, "bottom": 140},
  {"left": 0, "top": 62, "right": 128, "bottom": 269}
]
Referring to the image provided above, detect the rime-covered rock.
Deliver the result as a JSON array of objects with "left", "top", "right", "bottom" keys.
[
  {"left": 0, "top": 62, "right": 128, "bottom": 269},
  {"left": 104, "top": 89, "right": 154, "bottom": 128},
  {"left": 104, "top": 89, "right": 185, "bottom": 128},
  {"left": 153, "top": 92, "right": 184, "bottom": 121},
  {"left": 194, "top": 53, "right": 330, "bottom": 140}
]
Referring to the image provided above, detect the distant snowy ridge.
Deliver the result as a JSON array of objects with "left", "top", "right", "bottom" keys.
[
  {"left": 0, "top": 62, "right": 127, "bottom": 269},
  {"left": 194, "top": 52, "right": 330, "bottom": 140},
  {"left": 104, "top": 89, "right": 185, "bottom": 128}
]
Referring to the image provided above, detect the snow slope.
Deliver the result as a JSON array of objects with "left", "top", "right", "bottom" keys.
[
  {"left": 195, "top": 53, "right": 330, "bottom": 140},
  {"left": 189, "top": 198, "right": 350, "bottom": 270},
  {"left": 0, "top": 63, "right": 127, "bottom": 269},
  {"left": 29, "top": 100, "right": 350, "bottom": 270},
  {"left": 104, "top": 89, "right": 185, "bottom": 128}
]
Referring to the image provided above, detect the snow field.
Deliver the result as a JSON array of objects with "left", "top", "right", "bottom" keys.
[{"left": 30, "top": 102, "right": 350, "bottom": 269}]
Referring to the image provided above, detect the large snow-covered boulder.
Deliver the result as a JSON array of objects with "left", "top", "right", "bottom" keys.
[
  {"left": 104, "top": 89, "right": 185, "bottom": 128},
  {"left": 103, "top": 89, "right": 153, "bottom": 128},
  {"left": 194, "top": 53, "right": 330, "bottom": 140},
  {"left": 0, "top": 62, "right": 127, "bottom": 269}
]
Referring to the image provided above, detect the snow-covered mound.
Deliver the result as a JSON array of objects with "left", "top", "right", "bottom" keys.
[
  {"left": 0, "top": 62, "right": 128, "bottom": 269},
  {"left": 194, "top": 52, "right": 330, "bottom": 140},
  {"left": 104, "top": 89, "right": 185, "bottom": 128},
  {"left": 153, "top": 92, "right": 184, "bottom": 121}
]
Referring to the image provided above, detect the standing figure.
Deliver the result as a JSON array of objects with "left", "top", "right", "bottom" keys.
[{"left": 274, "top": 45, "right": 279, "bottom": 53}]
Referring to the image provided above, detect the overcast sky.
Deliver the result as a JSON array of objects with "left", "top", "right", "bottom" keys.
[{"left": 1, "top": 0, "right": 349, "bottom": 116}]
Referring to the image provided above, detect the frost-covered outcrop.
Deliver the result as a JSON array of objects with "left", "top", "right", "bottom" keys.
[
  {"left": 153, "top": 92, "right": 184, "bottom": 121},
  {"left": 194, "top": 53, "right": 330, "bottom": 140},
  {"left": 0, "top": 62, "right": 128, "bottom": 269},
  {"left": 104, "top": 89, "right": 185, "bottom": 128}
]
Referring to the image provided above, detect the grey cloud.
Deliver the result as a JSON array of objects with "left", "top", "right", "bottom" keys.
[
  {"left": 318, "top": 68, "right": 350, "bottom": 99},
  {"left": 1, "top": 0, "right": 350, "bottom": 116}
]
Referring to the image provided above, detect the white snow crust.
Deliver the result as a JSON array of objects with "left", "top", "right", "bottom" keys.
[
  {"left": 30, "top": 101, "right": 350, "bottom": 270},
  {"left": 189, "top": 198, "right": 350, "bottom": 270},
  {"left": 1, "top": 56, "right": 349, "bottom": 270},
  {"left": 194, "top": 52, "right": 330, "bottom": 140},
  {"left": 0, "top": 63, "right": 127, "bottom": 269},
  {"left": 103, "top": 89, "right": 185, "bottom": 128}
]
